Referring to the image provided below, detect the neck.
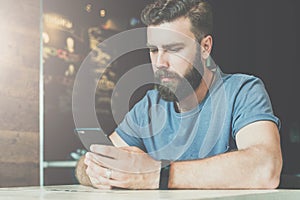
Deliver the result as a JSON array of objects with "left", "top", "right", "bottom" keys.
[{"left": 176, "top": 68, "right": 215, "bottom": 113}]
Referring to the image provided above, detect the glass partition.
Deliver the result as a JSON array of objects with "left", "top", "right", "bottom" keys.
[{"left": 39, "top": 0, "right": 300, "bottom": 187}]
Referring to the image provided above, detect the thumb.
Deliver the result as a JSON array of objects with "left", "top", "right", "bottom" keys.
[{"left": 119, "top": 146, "right": 144, "bottom": 153}]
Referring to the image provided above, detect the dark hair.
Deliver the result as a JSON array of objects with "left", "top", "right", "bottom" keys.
[{"left": 141, "top": 0, "right": 213, "bottom": 41}]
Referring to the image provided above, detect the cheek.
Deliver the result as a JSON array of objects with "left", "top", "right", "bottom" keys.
[
  {"left": 149, "top": 52, "right": 155, "bottom": 61},
  {"left": 152, "top": 66, "right": 158, "bottom": 75},
  {"left": 169, "top": 55, "right": 194, "bottom": 76},
  {"left": 149, "top": 53, "right": 157, "bottom": 67}
]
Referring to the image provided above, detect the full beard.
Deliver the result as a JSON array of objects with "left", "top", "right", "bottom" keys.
[{"left": 154, "top": 62, "right": 203, "bottom": 102}]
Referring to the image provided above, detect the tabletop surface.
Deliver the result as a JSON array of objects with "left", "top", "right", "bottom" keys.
[{"left": 0, "top": 185, "right": 300, "bottom": 200}]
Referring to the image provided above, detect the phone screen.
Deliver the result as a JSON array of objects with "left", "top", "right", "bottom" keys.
[{"left": 74, "top": 128, "right": 113, "bottom": 150}]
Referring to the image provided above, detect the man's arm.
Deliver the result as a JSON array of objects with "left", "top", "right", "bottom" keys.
[
  {"left": 168, "top": 120, "right": 282, "bottom": 189},
  {"left": 79, "top": 120, "right": 282, "bottom": 189}
]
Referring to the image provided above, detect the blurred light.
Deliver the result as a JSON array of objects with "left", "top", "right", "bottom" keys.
[
  {"left": 65, "top": 64, "right": 75, "bottom": 77},
  {"left": 86, "top": 4, "right": 92, "bottom": 12},
  {"left": 42, "top": 32, "right": 50, "bottom": 44},
  {"left": 100, "top": 9, "right": 106, "bottom": 17},
  {"left": 44, "top": 14, "right": 73, "bottom": 29},
  {"left": 130, "top": 18, "right": 140, "bottom": 27},
  {"left": 69, "top": 64, "right": 75, "bottom": 76},
  {"left": 66, "top": 37, "right": 74, "bottom": 53}
]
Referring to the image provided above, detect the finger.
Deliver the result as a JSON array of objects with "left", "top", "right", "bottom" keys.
[
  {"left": 90, "top": 176, "right": 112, "bottom": 190},
  {"left": 90, "top": 145, "right": 147, "bottom": 159},
  {"left": 85, "top": 152, "right": 105, "bottom": 166},
  {"left": 86, "top": 159, "right": 129, "bottom": 189},
  {"left": 119, "top": 146, "right": 144, "bottom": 153},
  {"left": 90, "top": 145, "right": 149, "bottom": 162},
  {"left": 90, "top": 145, "right": 120, "bottom": 159},
  {"left": 107, "top": 178, "right": 129, "bottom": 189},
  {"left": 93, "top": 184, "right": 112, "bottom": 190},
  {"left": 106, "top": 173, "right": 145, "bottom": 189},
  {"left": 87, "top": 160, "right": 129, "bottom": 181},
  {"left": 87, "top": 171, "right": 103, "bottom": 186},
  {"left": 88, "top": 148, "right": 140, "bottom": 169},
  {"left": 86, "top": 166, "right": 112, "bottom": 189},
  {"left": 89, "top": 151, "right": 160, "bottom": 174},
  {"left": 85, "top": 152, "right": 122, "bottom": 172},
  {"left": 87, "top": 162, "right": 157, "bottom": 190},
  {"left": 86, "top": 151, "right": 129, "bottom": 173}
]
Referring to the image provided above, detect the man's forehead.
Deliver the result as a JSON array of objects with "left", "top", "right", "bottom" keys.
[
  {"left": 147, "top": 25, "right": 196, "bottom": 46},
  {"left": 147, "top": 17, "right": 195, "bottom": 35}
]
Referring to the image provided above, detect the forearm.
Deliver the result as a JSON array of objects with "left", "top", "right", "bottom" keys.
[
  {"left": 168, "top": 145, "right": 282, "bottom": 189},
  {"left": 75, "top": 155, "right": 92, "bottom": 186}
]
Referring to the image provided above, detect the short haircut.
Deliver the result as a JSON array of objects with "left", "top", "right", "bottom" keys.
[{"left": 141, "top": 0, "right": 213, "bottom": 41}]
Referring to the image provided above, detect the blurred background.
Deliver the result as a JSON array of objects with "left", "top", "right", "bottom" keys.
[{"left": 0, "top": 0, "right": 299, "bottom": 188}]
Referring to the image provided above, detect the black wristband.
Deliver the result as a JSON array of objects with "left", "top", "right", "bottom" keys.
[{"left": 159, "top": 160, "right": 171, "bottom": 190}]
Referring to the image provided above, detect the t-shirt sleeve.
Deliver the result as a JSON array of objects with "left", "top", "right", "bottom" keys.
[
  {"left": 115, "top": 94, "right": 150, "bottom": 151},
  {"left": 231, "top": 76, "right": 281, "bottom": 139}
]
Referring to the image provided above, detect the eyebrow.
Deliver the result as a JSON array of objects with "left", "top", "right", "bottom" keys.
[{"left": 146, "top": 42, "right": 185, "bottom": 49}]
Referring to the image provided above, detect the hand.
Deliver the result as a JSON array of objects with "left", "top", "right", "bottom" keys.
[{"left": 84, "top": 145, "right": 161, "bottom": 189}]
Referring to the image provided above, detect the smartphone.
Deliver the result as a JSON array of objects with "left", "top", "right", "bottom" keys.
[{"left": 74, "top": 128, "right": 113, "bottom": 150}]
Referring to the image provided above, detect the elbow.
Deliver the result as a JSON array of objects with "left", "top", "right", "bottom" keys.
[
  {"left": 261, "top": 172, "right": 281, "bottom": 189},
  {"left": 261, "top": 175, "right": 281, "bottom": 189},
  {"left": 257, "top": 155, "right": 283, "bottom": 189}
]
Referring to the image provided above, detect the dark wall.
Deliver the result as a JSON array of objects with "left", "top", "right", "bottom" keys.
[{"left": 210, "top": 0, "right": 300, "bottom": 174}]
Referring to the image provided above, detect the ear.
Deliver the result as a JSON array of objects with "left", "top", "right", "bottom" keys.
[{"left": 200, "top": 35, "right": 213, "bottom": 59}]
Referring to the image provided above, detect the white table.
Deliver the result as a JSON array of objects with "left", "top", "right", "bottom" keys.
[{"left": 0, "top": 185, "right": 299, "bottom": 200}]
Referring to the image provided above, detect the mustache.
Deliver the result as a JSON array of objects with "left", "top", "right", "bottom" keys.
[{"left": 154, "top": 69, "right": 180, "bottom": 79}]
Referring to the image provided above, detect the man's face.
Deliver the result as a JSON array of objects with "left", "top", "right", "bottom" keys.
[{"left": 147, "top": 17, "right": 203, "bottom": 102}]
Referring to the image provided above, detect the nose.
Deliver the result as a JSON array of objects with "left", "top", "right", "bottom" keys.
[{"left": 153, "top": 50, "right": 169, "bottom": 69}]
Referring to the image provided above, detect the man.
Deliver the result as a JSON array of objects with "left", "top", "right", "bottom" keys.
[{"left": 76, "top": 0, "right": 282, "bottom": 189}]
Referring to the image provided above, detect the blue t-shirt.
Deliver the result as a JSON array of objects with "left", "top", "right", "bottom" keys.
[{"left": 115, "top": 68, "right": 280, "bottom": 161}]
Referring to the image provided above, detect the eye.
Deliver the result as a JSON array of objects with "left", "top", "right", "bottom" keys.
[
  {"left": 149, "top": 48, "right": 158, "bottom": 53},
  {"left": 167, "top": 47, "right": 183, "bottom": 53}
]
